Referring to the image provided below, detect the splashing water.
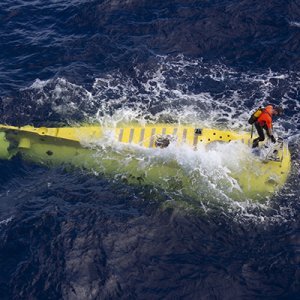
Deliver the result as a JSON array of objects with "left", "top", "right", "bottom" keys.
[{"left": 2, "top": 55, "right": 299, "bottom": 218}]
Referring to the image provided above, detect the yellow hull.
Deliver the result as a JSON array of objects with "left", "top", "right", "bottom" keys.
[{"left": 0, "top": 124, "right": 291, "bottom": 201}]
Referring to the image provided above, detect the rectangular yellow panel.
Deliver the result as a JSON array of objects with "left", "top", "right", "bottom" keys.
[
  {"left": 149, "top": 128, "right": 156, "bottom": 148},
  {"left": 131, "top": 128, "right": 140, "bottom": 145},
  {"left": 186, "top": 127, "right": 196, "bottom": 146},
  {"left": 121, "top": 128, "right": 131, "bottom": 143}
]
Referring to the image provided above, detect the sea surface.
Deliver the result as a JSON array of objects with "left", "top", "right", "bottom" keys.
[{"left": 0, "top": 1, "right": 299, "bottom": 299}]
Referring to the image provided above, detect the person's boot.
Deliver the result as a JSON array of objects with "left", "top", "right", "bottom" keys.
[{"left": 252, "top": 138, "right": 259, "bottom": 148}]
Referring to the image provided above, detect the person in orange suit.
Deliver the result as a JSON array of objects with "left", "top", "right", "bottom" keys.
[{"left": 252, "top": 105, "right": 283, "bottom": 148}]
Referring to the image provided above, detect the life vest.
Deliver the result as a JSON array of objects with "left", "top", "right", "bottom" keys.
[
  {"left": 248, "top": 107, "right": 263, "bottom": 125},
  {"left": 257, "top": 105, "right": 273, "bottom": 129}
]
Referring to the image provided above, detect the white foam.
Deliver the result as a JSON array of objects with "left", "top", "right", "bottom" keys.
[
  {"left": 290, "top": 21, "right": 300, "bottom": 28},
  {"left": 0, "top": 216, "right": 13, "bottom": 226},
  {"left": 88, "top": 133, "right": 253, "bottom": 205}
]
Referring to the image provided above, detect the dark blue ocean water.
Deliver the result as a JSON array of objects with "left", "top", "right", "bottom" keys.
[{"left": 0, "top": 1, "right": 299, "bottom": 299}]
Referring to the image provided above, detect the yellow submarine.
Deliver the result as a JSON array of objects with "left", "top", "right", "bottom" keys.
[{"left": 0, "top": 123, "right": 291, "bottom": 202}]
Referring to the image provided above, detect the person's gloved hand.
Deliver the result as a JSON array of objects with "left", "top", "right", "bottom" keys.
[{"left": 270, "top": 135, "right": 276, "bottom": 143}]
